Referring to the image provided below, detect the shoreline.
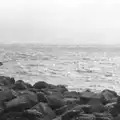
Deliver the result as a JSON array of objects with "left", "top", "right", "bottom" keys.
[{"left": 0, "top": 75, "right": 119, "bottom": 120}]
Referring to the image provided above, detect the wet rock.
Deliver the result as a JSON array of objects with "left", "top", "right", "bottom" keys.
[
  {"left": 55, "top": 104, "right": 77, "bottom": 116},
  {"left": 0, "top": 62, "right": 3, "bottom": 66},
  {"left": 0, "top": 89, "right": 17, "bottom": 102},
  {"left": 56, "top": 85, "right": 68, "bottom": 93},
  {"left": 75, "top": 114, "right": 96, "bottom": 120},
  {"left": 61, "top": 109, "right": 83, "bottom": 120},
  {"left": 63, "top": 91, "right": 80, "bottom": 99},
  {"left": 64, "top": 97, "right": 80, "bottom": 105},
  {"left": 0, "top": 76, "right": 15, "bottom": 86},
  {"left": 30, "top": 102, "right": 56, "bottom": 120},
  {"left": 101, "top": 89, "right": 118, "bottom": 104},
  {"left": 104, "top": 102, "right": 118, "bottom": 117},
  {"left": 72, "top": 104, "right": 91, "bottom": 114},
  {"left": 12, "top": 80, "right": 28, "bottom": 90},
  {"left": 5, "top": 91, "right": 38, "bottom": 111},
  {"left": 33, "top": 81, "right": 49, "bottom": 89},
  {"left": 23, "top": 109, "right": 43, "bottom": 119},
  {"left": 79, "top": 91, "right": 101, "bottom": 104},
  {"left": 88, "top": 98, "right": 104, "bottom": 113},
  {"left": 42, "top": 88, "right": 64, "bottom": 99},
  {"left": 0, "top": 112, "right": 24, "bottom": 120},
  {"left": 93, "top": 112, "right": 113, "bottom": 120},
  {"left": 37, "top": 92, "right": 47, "bottom": 102},
  {"left": 47, "top": 95, "right": 65, "bottom": 109}
]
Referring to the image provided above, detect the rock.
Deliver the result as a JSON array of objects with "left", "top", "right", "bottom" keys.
[
  {"left": 61, "top": 109, "right": 83, "bottom": 120},
  {"left": 12, "top": 80, "right": 28, "bottom": 90},
  {"left": 88, "top": 98, "right": 104, "bottom": 113},
  {"left": 56, "top": 85, "right": 68, "bottom": 93},
  {"left": 33, "top": 81, "right": 49, "bottom": 89},
  {"left": 47, "top": 95, "right": 65, "bottom": 109},
  {"left": 5, "top": 91, "right": 38, "bottom": 111},
  {"left": 0, "top": 76, "right": 15, "bottom": 86},
  {"left": 42, "top": 88, "right": 64, "bottom": 98},
  {"left": 0, "top": 89, "right": 17, "bottom": 102},
  {"left": 79, "top": 91, "right": 101, "bottom": 104},
  {"left": 0, "top": 62, "right": 3, "bottom": 66},
  {"left": 63, "top": 91, "right": 79, "bottom": 99},
  {"left": 0, "top": 112, "right": 25, "bottom": 120},
  {"left": 101, "top": 89, "right": 118, "bottom": 104},
  {"left": 104, "top": 102, "right": 118, "bottom": 117},
  {"left": 30, "top": 102, "right": 56, "bottom": 120},
  {"left": 55, "top": 104, "right": 77, "bottom": 116},
  {"left": 64, "top": 98, "right": 80, "bottom": 105},
  {"left": 23, "top": 109, "right": 43, "bottom": 119},
  {"left": 75, "top": 114, "right": 96, "bottom": 120},
  {"left": 37, "top": 92, "right": 47, "bottom": 102},
  {"left": 93, "top": 112, "right": 113, "bottom": 120},
  {"left": 72, "top": 104, "right": 91, "bottom": 114},
  {"left": 114, "top": 114, "right": 120, "bottom": 120}
]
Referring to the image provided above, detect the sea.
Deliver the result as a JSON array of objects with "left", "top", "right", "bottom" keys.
[{"left": 0, "top": 44, "right": 120, "bottom": 93}]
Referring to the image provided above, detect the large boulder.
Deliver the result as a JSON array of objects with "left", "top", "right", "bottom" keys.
[
  {"left": 5, "top": 91, "right": 38, "bottom": 111},
  {"left": 30, "top": 102, "right": 56, "bottom": 120},
  {"left": 79, "top": 91, "right": 101, "bottom": 104},
  {"left": 0, "top": 89, "right": 17, "bottom": 102},
  {"left": 47, "top": 95, "right": 65, "bottom": 109},
  {"left": 0, "top": 76, "right": 15, "bottom": 86},
  {"left": 33, "top": 81, "right": 49, "bottom": 89},
  {"left": 12, "top": 80, "right": 32, "bottom": 90},
  {"left": 101, "top": 89, "right": 118, "bottom": 104}
]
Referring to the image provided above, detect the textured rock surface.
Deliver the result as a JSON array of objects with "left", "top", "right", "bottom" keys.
[{"left": 0, "top": 75, "right": 119, "bottom": 120}]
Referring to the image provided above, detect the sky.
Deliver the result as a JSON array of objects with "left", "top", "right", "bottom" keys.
[{"left": 0, "top": 0, "right": 120, "bottom": 45}]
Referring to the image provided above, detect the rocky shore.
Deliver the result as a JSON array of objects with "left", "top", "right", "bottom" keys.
[{"left": 0, "top": 76, "right": 119, "bottom": 120}]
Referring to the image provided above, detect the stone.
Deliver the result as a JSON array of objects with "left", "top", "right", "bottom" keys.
[
  {"left": 33, "top": 81, "right": 48, "bottom": 89},
  {"left": 37, "top": 92, "right": 47, "bottom": 102},
  {"left": 101, "top": 89, "right": 118, "bottom": 104},
  {"left": 5, "top": 91, "right": 38, "bottom": 111},
  {"left": 30, "top": 102, "right": 56, "bottom": 120},
  {"left": 0, "top": 76, "right": 15, "bottom": 86},
  {"left": 47, "top": 95, "right": 65, "bottom": 109}
]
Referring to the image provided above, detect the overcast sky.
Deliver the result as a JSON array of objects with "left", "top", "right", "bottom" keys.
[{"left": 0, "top": 0, "right": 120, "bottom": 44}]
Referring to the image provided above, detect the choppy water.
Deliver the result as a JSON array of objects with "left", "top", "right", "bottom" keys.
[{"left": 0, "top": 44, "right": 120, "bottom": 93}]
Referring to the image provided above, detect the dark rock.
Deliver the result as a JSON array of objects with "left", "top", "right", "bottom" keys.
[
  {"left": 47, "top": 95, "right": 65, "bottom": 109},
  {"left": 101, "top": 89, "right": 118, "bottom": 104},
  {"left": 55, "top": 104, "right": 77, "bottom": 115},
  {"left": 0, "top": 89, "right": 17, "bottom": 102},
  {"left": 63, "top": 91, "right": 79, "bottom": 99},
  {"left": 0, "top": 112, "right": 24, "bottom": 120},
  {"left": 23, "top": 109, "right": 43, "bottom": 119},
  {"left": 72, "top": 104, "right": 91, "bottom": 114},
  {"left": 37, "top": 92, "right": 47, "bottom": 102},
  {"left": 104, "top": 102, "right": 118, "bottom": 117},
  {"left": 0, "top": 76, "right": 15, "bottom": 86},
  {"left": 56, "top": 85, "right": 68, "bottom": 93},
  {"left": 61, "top": 109, "right": 83, "bottom": 120},
  {"left": 80, "top": 91, "right": 101, "bottom": 104},
  {"left": 30, "top": 102, "right": 56, "bottom": 120},
  {"left": 33, "top": 81, "right": 49, "bottom": 89},
  {"left": 76, "top": 114, "right": 96, "bottom": 120},
  {"left": 12, "top": 80, "right": 28, "bottom": 90},
  {"left": 88, "top": 98, "right": 104, "bottom": 113},
  {"left": 64, "top": 97, "right": 80, "bottom": 105},
  {"left": 93, "top": 112, "right": 113, "bottom": 120},
  {"left": 0, "top": 62, "right": 3, "bottom": 66},
  {"left": 5, "top": 91, "right": 38, "bottom": 111}
]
